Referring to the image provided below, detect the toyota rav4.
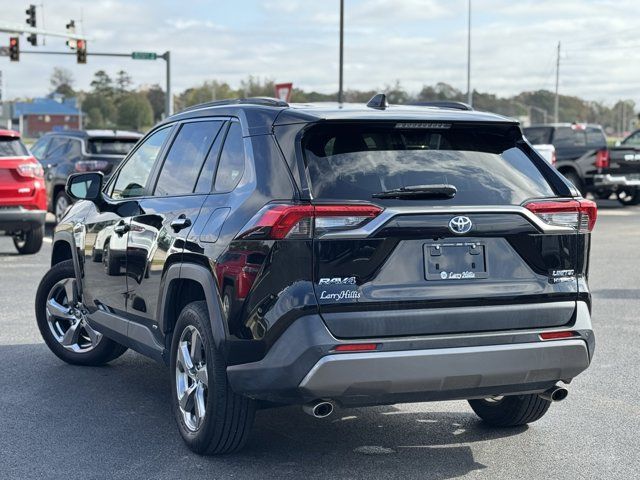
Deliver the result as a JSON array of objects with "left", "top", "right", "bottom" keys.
[{"left": 36, "top": 96, "right": 596, "bottom": 455}]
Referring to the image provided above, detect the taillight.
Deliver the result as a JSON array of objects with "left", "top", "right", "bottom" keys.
[
  {"left": 16, "top": 163, "right": 44, "bottom": 178},
  {"left": 595, "top": 149, "right": 609, "bottom": 169},
  {"left": 551, "top": 150, "right": 557, "bottom": 166},
  {"left": 237, "top": 204, "right": 382, "bottom": 240},
  {"left": 75, "top": 160, "right": 110, "bottom": 172},
  {"left": 524, "top": 199, "right": 597, "bottom": 232}
]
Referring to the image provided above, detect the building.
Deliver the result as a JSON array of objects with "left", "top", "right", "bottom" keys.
[{"left": 12, "top": 97, "right": 81, "bottom": 138}]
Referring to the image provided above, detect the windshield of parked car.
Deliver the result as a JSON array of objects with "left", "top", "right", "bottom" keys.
[
  {"left": 0, "top": 137, "right": 29, "bottom": 157},
  {"left": 303, "top": 123, "right": 556, "bottom": 205},
  {"left": 88, "top": 138, "right": 139, "bottom": 155}
]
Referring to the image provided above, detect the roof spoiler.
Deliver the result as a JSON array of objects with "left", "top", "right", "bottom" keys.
[
  {"left": 178, "top": 97, "right": 289, "bottom": 114},
  {"left": 410, "top": 101, "right": 473, "bottom": 111}
]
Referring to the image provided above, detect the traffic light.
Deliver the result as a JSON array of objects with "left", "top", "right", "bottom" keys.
[
  {"left": 25, "top": 5, "right": 36, "bottom": 27},
  {"left": 27, "top": 34, "right": 37, "bottom": 46},
  {"left": 9, "top": 37, "right": 19, "bottom": 62},
  {"left": 76, "top": 40, "right": 87, "bottom": 64},
  {"left": 65, "top": 20, "right": 76, "bottom": 50}
]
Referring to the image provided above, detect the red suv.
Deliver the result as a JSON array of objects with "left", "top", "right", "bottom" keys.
[{"left": 0, "top": 130, "right": 47, "bottom": 254}]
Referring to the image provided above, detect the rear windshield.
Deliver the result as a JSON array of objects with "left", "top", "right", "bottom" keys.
[
  {"left": 88, "top": 138, "right": 139, "bottom": 155},
  {"left": 302, "top": 123, "right": 556, "bottom": 205},
  {"left": 0, "top": 137, "right": 29, "bottom": 157},
  {"left": 523, "top": 127, "right": 552, "bottom": 145}
]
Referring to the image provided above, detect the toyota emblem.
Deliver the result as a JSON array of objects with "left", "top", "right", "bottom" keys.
[{"left": 449, "top": 216, "right": 472, "bottom": 234}]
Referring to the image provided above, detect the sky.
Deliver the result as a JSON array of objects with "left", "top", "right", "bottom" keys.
[{"left": 1, "top": 0, "right": 639, "bottom": 105}]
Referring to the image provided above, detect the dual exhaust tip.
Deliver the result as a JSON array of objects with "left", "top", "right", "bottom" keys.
[
  {"left": 303, "top": 400, "right": 334, "bottom": 418},
  {"left": 302, "top": 386, "right": 567, "bottom": 418}
]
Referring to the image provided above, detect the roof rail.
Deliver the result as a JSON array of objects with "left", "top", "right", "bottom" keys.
[
  {"left": 178, "top": 97, "right": 289, "bottom": 114},
  {"left": 410, "top": 101, "right": 473, "bottom": 111}
]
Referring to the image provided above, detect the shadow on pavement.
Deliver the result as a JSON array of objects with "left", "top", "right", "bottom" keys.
[{"left": 0, "top": 343, "right": 529, "bottom": 479}]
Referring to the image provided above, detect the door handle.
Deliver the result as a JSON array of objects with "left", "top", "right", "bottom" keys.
[
  {"left": 170, "top": 215, "right": 192, "bottom": 233},
  {"left": 114, "top": 222, "right": 130, "bottom": 236}
]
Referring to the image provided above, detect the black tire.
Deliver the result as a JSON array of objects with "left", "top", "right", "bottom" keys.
[
  {"left": 616, "top": 188, "right": 640, "bottom": 206},
  {"left": 102, "top": 241, "right": 119, "bottom": 276},
  {"left": 594, "top": 190, "right": 613, "bottom": 200},
  {"left": 13, "top": 225, "right": 44, "bottom": 254},
  {"left": 35, "top": 260, "right": 127, "bottom": 366},
  {"left": 562, "top": 171, "right": 585, "bottom": 196},
  {"left": 468, "top": 394, "right": 551, "bottom": 427},
  {"left": 54, "top": 191, "right": 72, "bottom": 223},
  {"left": 170, "top": 300, "right": 255, "bottom": 455}
]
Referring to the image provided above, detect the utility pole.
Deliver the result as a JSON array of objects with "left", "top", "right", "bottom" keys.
[
  {"left": 163, "top": 51, "right": 172, "bottom": 117},
  {"left": 554, "top": 41, "right": 560, "bottom": 123},
  {"left": 466, "top": 0, "right": 472, "bottom": 106},
  {"left": 338, "top": 0, "right": 344, "bottom": 104}
]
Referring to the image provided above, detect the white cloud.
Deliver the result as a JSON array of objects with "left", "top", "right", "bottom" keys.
[{"left": 1, "top": 0, "right": 638, "bottom": 107}]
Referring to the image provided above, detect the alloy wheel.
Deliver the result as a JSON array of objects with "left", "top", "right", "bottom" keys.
[
  {"left": 55, "top": 195, "right": 70, "bottom": 223},
  {"left": 45, "top": 278, "right": 102, "bottom": 352},
  {"left": 175, "top": 325, "right": 209, "bottom": 432}
]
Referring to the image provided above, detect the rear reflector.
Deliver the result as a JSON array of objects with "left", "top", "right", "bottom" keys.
[
  {"left": 333, "top": 343, "right": 379, "bottom": 352},
  {"left": 237, "top": 204, "right": 382, "bottom": 240},
  {"left": 524, "top": 199, "right": 597, "bottom": 232},
  {"left": 539, "top": 331, "right": 577, "bottom": 341}
]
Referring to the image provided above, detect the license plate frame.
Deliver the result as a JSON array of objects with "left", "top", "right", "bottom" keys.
[{"left": 424, "top": 242, "right": 488, "bottom": 281}]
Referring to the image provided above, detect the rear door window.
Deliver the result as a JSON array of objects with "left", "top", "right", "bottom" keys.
[
  {"left": 552, "top": 127, "right": 586, "bottom": 148},
  {"left": 586, "top": 128, "right": 606, "bottom": 149},
  {"left": 214, "top": 123, "right": 245, "bottom": 192},
  {"left": 303, "top": 123, "right": 556, "bottom": 205},
  {"left": 154, "top": 120, "right": 223, "bottom": 196}
]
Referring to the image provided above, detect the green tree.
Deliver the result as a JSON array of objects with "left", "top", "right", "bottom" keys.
[
  {"left": 143, "top": 84, "right": 166, "bottom": 122},
  {"left": 117, "top": 93, "right": 153, "bottom": 130},
  {"left": 50, "top": 67, "right": 75, "bottom": 99},
  {"left": 82, "top": 93, "right": 117, "bottom": 128},
  {"left": 90, "top": 70, "right": 114, "bottom": 97},
  {"left": 115, "top": 70, "right": 133, "bottom": 95}
]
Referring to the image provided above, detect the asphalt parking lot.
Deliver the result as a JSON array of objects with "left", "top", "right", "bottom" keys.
[{"left": 0, "top": 202, "right": 639, "bottom": 480}]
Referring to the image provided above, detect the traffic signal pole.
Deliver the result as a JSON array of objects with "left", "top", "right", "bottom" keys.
[{"left": 18, "top": 49, "right": 173, "bottom": 117}]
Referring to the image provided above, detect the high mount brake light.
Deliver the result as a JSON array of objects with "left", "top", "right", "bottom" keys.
[
  {"left": 525, "top": 199, "right": 597, "bottom": 232},
  {"left": 238, "top": 204, "right": 383, "bottom": 240}
]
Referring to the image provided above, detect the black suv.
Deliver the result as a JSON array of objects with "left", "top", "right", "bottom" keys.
[
  {"left": 36, "top": 97, "right": 596, "bottom": 455},
  {"left": 30, "top": 130, "right": 142, "bottom": 222},
  {"left": 523, "top": 123, "right": 609, "bottom": 197}
]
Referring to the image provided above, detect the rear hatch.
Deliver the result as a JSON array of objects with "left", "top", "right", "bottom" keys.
[
  {"left": 0, "top": 136, "right": 41, "bottom": 206},
  {"left": 295, "top": 121, "right": 595, "bottom": 338},
  {"left": 79, "top": 137, "right": 140, "bottom": 177}
]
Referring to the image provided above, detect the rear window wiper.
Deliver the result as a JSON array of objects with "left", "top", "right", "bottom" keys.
[{"left": 372, "top": 184, "right": 457, "bottom": 199}]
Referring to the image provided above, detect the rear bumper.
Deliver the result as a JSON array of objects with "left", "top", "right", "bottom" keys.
[
  {"left": 594, "top": 173, "right": 640, "bottom": 188},
  {"left": 227, "top": 301, "right": 594, "bottom": 406},
  {"left": 0, "top": 207, "right": 46, "bottom": 234}
]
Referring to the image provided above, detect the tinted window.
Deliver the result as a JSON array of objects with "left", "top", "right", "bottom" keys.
[
  {"left": 586, "top": 128, "right": 606, "bottom": 148},
  {"left": 622, "top": 131, "right": 640, "bottom": 146},
  {"left": 214, "top": 123, "right": 245, "bottom": 192},
  {"left": 46, "top": 137, "right": 69, "bottom": 157},
  {"left": 111, "top": 127, "right": 170, "bottom": 199},
  {"left": 553, "top": 127, "right": 586, "bottom": 148},
  {"left": 303, "top": 123, "right": 555, "bottom": 205},
  {"left": 0, "top": 137, "right": 29, "bottom": 157},
  {"left": 88, "top": 139, "right": 139, "bottom": 155},
  {"left": 67, "top": 139, "right": 82, "bottom": 159},
  {"left": 155, "top": 121, "right": 223, "bottom": 196},
  {"left": 194, "top": 123, "right": 226, "bottom": 193},
  {"left": 523, "top": 127, "right": 552, "bottom": 145},
  {"left": 30, "top": 138, "right": 50, "bottom": 159}
]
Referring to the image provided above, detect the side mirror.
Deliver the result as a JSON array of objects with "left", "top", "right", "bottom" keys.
[{"left": 66, "top": 172, "right": 103, "bottom": 202}]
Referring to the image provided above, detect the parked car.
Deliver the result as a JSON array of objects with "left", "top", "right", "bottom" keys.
[
  {"left": 530, "top": 143, "right": 556, "bottom": 166},
  {"left": 523, "top": 123, "right": 608, "bottom": 196},
  {"left": 0, "top": 129, "right": 47, "bottom": 254},
  {"left": 30, "top": 130, "right": 142, "bottom": 222},
  {"left": 594, "top": 129, "right": 640, "bottom": 205},
  {"left": 36, "top": 96, "right": 596, "bottom": 455}
]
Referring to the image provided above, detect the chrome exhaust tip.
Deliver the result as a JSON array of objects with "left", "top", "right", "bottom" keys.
[
  {"left": 303, "top": 400, "right": 334, "bottom": 418},
  {"left": 539, "top": 385, "right": 569, "bottom": 402}
]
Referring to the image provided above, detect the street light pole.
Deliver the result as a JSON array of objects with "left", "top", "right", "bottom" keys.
[
  {"left": 466, "top": 0, "right": 472, "bottom": 107},
  {"left": 338, "top": 0, "right": 344, "bottom": 104},
  {"left": 554, "top": 41, "right": 560, "bottom": 123},
  {"left": 163, "top": 51, "right": 172, "bottom": 117}
]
